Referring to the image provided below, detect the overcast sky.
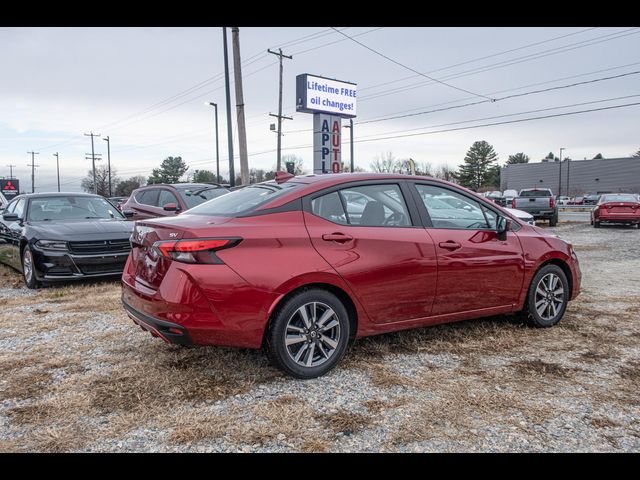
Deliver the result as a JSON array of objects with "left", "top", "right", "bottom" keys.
[{"left": 1, "top": 26, "right": 639, "bottom": 192}]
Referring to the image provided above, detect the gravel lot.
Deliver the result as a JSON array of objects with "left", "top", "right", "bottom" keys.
[{"left": 1, "top": 221, "right": 639, "bottom": 452}]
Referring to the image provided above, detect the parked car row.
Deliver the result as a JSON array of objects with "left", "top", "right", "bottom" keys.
[
  {"left": 0, "top": 183, "right": 231, "bottom": 288},
  {"left": 590, "top": 193, "right": 640, "bottom": 228}
]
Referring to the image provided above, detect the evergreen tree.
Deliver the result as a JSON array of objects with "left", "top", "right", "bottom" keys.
[
  {"left": 148, "top": 156, "right": 188, "bottom": 184},
  {"left": 633, "top": 148, "right": 640, "bottom": 157},
  {"left": 593, "top": 153, "right": 604, "bottom": 159},
  {"left": 454, "top": 141, "right": 499, "bottom": 191},
  {"left": 115, "top": 175, "right": 146, "bottom": 196},
  {"left": 507, "top": 152, "right": 530, "bottom": 164},
  {"left": 192, "top": 170, "right": 216, "bottom": 183}
]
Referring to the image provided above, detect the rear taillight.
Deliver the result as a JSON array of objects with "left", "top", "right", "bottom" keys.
[
  {"left": 549, "top": 197, "right": 555, "bottom": 208},
  {"left": 153, "top": 238, "right": 241, "bottom": 264},
  {"left": 511, "top": 199, "right": 516, "bottom": 208}
]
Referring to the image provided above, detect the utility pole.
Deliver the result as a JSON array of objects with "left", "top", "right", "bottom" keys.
[
  {"left": 566, "top": 158, "right": 571, "bottom": 196},
  {"left": 6, "top": 164, "right": 16, "bottom": 179},
  {"left": 84, "top": 132, "right": 101, "bottom": 194},
  {"left": 205, "top": 102, "right": 220, "bottom": 183},
  {"left": 231, "top": 27, "right": 249, "bottom": 185},
  {"left": 103, "top": 136, "right": 112, "bottom": 197},
  {"left": 222, "top": 27, "right": 235, "bottom": 187},
  {"left": 559, "top": 147, "right": 565, "bottom": 197},
  {"left": 26, "top": 151, "right": 39, "bottom": 193},
  {"left": 53, "top": 153, "right": 60, "bottom": 192},
  {"left": 267, "top": 48, "right": 293, "bottom": 171}
]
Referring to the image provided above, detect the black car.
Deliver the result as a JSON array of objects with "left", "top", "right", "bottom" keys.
[{"left": 0, "top": 193, "right": 134, "bottom": 288}]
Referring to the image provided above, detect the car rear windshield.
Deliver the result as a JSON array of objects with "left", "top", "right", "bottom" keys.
[
  {"left": 28, "top": 196, "right": 125, "bottom": 221},
  {"left": 184, "top": 182, "right": 303, "bottom": 216},
  {"left": 175, "top": 186, "right": 230, "bottom": 209},
  {"left": 519, "top": 190, "right": 552, "bottom": 197},
  {"left": 601, "top": 194, "right": 638, "bottom": 203}
]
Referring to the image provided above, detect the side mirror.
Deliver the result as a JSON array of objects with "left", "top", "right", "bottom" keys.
[
  {"left": 163, "top": 202, "right": 178, "bottom": 212},
  {"left": 2, "top": 213, "right": 19, "bottom": 222},
  {"left": 496, "top": 215, "right": 512, "bottom": 241},
  {"left": 123, "top": 210, "right": 135, "bottom": 218}
]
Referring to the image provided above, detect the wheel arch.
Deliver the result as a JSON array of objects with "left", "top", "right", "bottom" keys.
[{"left": 262, "top": 282, "right": 360, "bottom": 347}]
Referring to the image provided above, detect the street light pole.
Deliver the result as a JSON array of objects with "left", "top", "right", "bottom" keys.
[
  {"left": 103, "top": 136, "right": 112, "bottom": 197},
  {"left": 558, "top": 147, "right": 565, "bottom": 197},
  {"left": 206, "top": 102, "right": 220, "bottom": 183},
  {"left": 53, "top": 152, "right": 60, "bottom": 192}
]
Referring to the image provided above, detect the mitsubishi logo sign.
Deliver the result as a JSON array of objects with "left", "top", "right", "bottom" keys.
[{"left": 0, "top": 179, "right": 19, "bottom": 199}]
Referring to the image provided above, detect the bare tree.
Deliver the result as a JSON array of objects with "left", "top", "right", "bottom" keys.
[
  {"left": 433, "top": 164, "right": 456, "bottom": 182},
  {"left": 281, "top": 154, "right": 307, "bottom": 174},
  {"left": 81, "top": 165, "right": 119, "bottom": 197},
  {"left": 370, "top": 152, "right": 400, "bottom": 173}
]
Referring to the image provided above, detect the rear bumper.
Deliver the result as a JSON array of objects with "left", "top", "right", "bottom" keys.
[
  {"left": 122, "top": 299, "right": 193, "bottom": 346},
  {"left": 596, "top": 213, "right": 640, "bottom": 223}
]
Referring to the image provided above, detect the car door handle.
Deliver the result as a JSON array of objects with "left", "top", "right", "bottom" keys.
[
  {"left": 438, "top": 241, "right": 461, "bottom": 250},
  {"left": 322, "top": 233, "right": 353, "bottom": 243}
]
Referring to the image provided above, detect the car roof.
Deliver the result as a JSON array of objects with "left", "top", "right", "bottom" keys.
[
  {"left": 13, "top": 192, "right": 103, "bottom": 199},
  {"left": 140, "top": 183, "right": 226, "bottom": 189}
]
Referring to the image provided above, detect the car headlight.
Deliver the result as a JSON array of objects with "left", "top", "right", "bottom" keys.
[{"left": 35, "top": 240, "right": 69, "bottom": 251}]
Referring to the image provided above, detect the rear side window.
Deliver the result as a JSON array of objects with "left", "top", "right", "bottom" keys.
[
  {"left": 311, "top": 184, "right": 411, "bottom": 227},
  {"left": 311, "top": 192, "right": 348, "bottom": 225},
  {"left": 185, "top": 182, "right": 302, "bottom": 216}
]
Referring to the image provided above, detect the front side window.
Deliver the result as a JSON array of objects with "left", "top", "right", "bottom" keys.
[
  {"left": 416, "top": 185, "right": 495, "bottom": 229},
  {"left": 13, "top": 199, "right": 26, "bottom": 218},
  {"left": 311, "top": 184, "right": 411, "bottom": 227},
  {"left": 136, "top": 189, "right": 159, "bottom": 206},
  {"left": 158, "top": 189, "right": 179, "bottom": 208}
]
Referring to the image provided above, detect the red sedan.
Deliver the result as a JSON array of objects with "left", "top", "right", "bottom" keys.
[
  {"left": 121, "top": 173, "right": 581, "bottom": 378},
  {"left": 591, "top": 193, "right": 640, "bottom": 228}
]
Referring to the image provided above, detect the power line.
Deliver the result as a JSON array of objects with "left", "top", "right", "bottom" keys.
[
  {"left": 358, "top": 27, "right": 599, "bottom": 93},
  {"left": 353, "top": 101, "right": 640, "bottom": 144},
  {"left": 329, "top": 27, "right": 494, "bottom": 101},
  {"left": 359, "top": 27, "right": 640, "bottom": 102},
  {"left": 354, "top": 94, "right": 640, "bottom": 140}
]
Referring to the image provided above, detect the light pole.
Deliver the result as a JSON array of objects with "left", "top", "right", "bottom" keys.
[
  {"left": 103, "top": 136, "right": 112, "bottom": 197},
  {"left": 205, "top": 102, "right": 220, "bottom": 183},
  {"left": 53, "top": 152, "right": 60, "bottom": 192},
  {"left": 558, "top": 147, "right": 565, "bottom": 196}
]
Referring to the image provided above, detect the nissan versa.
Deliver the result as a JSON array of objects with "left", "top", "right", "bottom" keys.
[{"left": 121, "top": 173, "right": 581, "bottom": 378}]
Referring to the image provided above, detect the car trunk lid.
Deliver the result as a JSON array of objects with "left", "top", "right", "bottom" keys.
[{"left": 131, "top": 215, "right": 232, "bottom": 290}]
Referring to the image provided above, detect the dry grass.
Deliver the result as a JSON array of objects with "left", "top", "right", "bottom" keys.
[
  {"left": 510, "top": 359, "right": 575, "bottom": 378},
  {"left": 314, "top": 409, "right": 374, "bottom": 435}
]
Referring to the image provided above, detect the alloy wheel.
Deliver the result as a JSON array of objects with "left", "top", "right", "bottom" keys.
[
  {"left": 534, "top": 273, "right": 564, "bottom": 321},
  {"left": 23, "top": 249, "right": 34, "bottom": 283},
  {"left": 284, "top": 301, "right": 341, "bottom": 368}
]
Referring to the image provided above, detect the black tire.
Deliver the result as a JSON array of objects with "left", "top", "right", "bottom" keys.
[
  {"left": 548, "top": 213, "right": 558, "bottom": 227},
  {"left": 265, "top": 288, "right": 350, "bottom": 379},
  {"left": 594, "top": 220, "right": 601, "bottom": 228},
  {"left": 21, "top": 246, "right": 41, "bottom": 289},
  {"left": 519, "top": 264, "right": 569, "bottom": 328}
]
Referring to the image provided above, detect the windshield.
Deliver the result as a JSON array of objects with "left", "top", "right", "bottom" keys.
[
  {"left": 601, "top": 194, "right": 638, "bottom": 203},
  {"left": 185, "top": 182, "right": 303, "bottom": 216},
  {"left": 28, "top": 196, "right": 125, "bottom": 221},
  {"left": 176, "top": 186, "right": 230, "bottom": 209},
  {"left": 519, "top": 190, "right": 552, "bottom": 197}
]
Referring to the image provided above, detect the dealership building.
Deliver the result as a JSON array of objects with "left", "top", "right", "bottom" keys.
[{"left": 500, "top": 156, "right": 640, "bottom": 196}]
